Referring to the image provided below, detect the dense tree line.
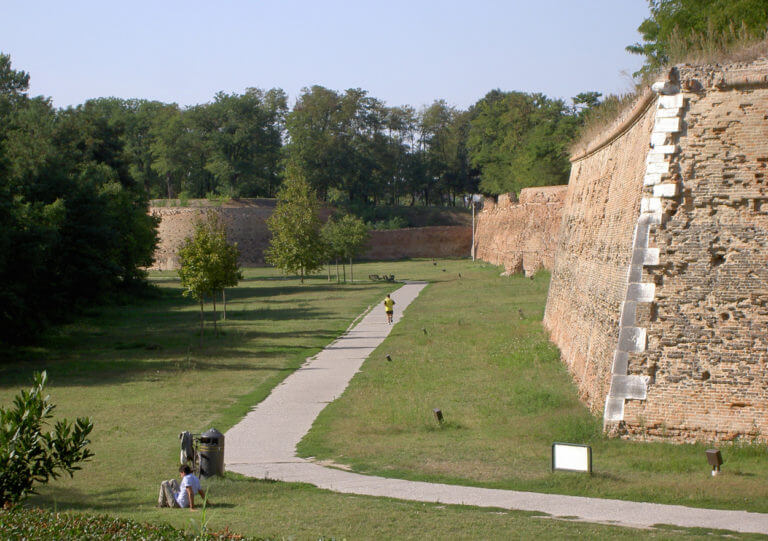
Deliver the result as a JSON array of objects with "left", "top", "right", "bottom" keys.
[
  {"left": 0, "top": 52, "right": 599, "bottom": 343},
  {"left": 0, "top": 54, "right": 158, "bottom": 344},
  {"left": 65, "top": 85, "right": 593, "bottom": 203}
]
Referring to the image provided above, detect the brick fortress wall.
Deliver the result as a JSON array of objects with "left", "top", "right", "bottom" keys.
[
  {"left": 474, "top": 186, "right": 567, "bottom": 276},
  {"left": 621, "top": 62, "right": 768, "bottom": 442},
  {"left": 149, "top": 200, "right": 471, "bottom": 269},
  {"left": 545, "top": 60, "right": 768, "bottom": 442},
  {"left": 543, "top": 90, "right": 658, "bottom": 413}
]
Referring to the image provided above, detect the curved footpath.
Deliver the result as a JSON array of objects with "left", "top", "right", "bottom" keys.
[{"left": 225, "top": 282, "right": 768, "bottom": 535}]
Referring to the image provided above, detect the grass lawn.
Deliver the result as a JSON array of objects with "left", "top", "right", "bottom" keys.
[
  {"left": 0, "top": 261, "right": 759, "bottom": 539},
  {"left": 298, "top": 261, "right": 768, "bottom": 514}
]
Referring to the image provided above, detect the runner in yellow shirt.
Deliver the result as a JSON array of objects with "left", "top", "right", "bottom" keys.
[{"left": 383, "top": 294, "right": 395, "bottom": 324}]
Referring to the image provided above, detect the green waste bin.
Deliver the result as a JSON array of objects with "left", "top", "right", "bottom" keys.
[{"left": 199, "top": 428, "right": 225, "bottom": 478}]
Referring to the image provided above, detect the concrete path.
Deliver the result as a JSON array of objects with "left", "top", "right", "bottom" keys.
[{"left": 225, "top": 282, "right": 768, "bottom": 535}]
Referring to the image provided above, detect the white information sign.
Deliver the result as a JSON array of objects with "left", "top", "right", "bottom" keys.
[{"left": 552, "top": 443, "right": 592, "bottom": 473}]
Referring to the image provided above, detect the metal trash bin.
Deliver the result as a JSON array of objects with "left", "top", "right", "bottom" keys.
[{"left": 199, "top": 428, "right": 225, "bottom": 478}]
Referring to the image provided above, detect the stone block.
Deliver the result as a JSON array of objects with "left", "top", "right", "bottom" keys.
[
  {"left": 641, "top": 197, "right": 662, "bottom": 213},
  {"left": 619, "top": 301, "right": 637, "bottom": 327},
  {"left": 644, "top": 173, "right": 663, "bottom": 186},
  {"left": 633, "top": 220, "right": 650, "bottom": 249},
  {"left": 632, "top": 247, "right": 660, "bottom": 266},
  {"left": 654, "top": 117, "right": 682, "bottom": 133},
  {"left": 618, "top": 326, "right": 647, "bottom": 352},
  {"left": 646, "top": 161, "right": 670, "bottom": 175},
  {"left": 658, "top": 93, "right": 685, "bottom": 109},
  {"left": 646, "top": 152, "right": 668, "bottom": 163},
  {"left": 642, "top": 247, "right": 660, "bottom": 266},
  {"left": 655, "top": 107, "right": 681, "bottom": 118},
  {"left": 627, "top": 282, "right": 655, "bottom": 302},
  {"left": 653, "top": 144, "right": 679, "bottom": 154},
  {"left": 604, "top": 397, "right": 625, "bottom": 422},
  {"left": 612, "top": 351, "right": 629, "bottom": 374},
  {"left": 609, "top": 375, "right": 649, "bottom": 400},
  {"left": 651, "top": 132, "right": 669, "bottom": 147},
  {"left": 628, "top": 265, "right": 643, "bottom": 283},
  {"left": 653, "top": 183, "right": 679, "bottom": 198}
]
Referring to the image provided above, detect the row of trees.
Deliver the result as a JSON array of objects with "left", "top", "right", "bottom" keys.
[
  {"left": 266, "top": 179, "right": 369, "bottom": 284},
  {"left": 3, "top": 55, "right": 602, "bottom": 205},
  {"left": 45, "top": 85, "right": 594, "bottom": 204},
  {"left": 0, "top": 54, "right": 159, "bottom": 344}
]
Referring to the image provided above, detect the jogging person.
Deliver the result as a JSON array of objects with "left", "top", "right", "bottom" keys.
[{"left": 383, "top": 293, "right": 395, "bottom": 324}]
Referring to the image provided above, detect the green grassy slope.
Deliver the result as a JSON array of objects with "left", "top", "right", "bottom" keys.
[{"left": 299, "top": 262, "right": 768, "bottom": 513}]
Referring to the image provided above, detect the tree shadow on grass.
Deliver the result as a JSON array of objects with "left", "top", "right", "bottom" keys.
[
  {"left": 224, "top": 283, "right": 375, "bottom": 300},
  {"left": 0, "top": 342, "right": 325, "bottom": 388},
  {"left": 32, "top": 487, "right": 143, "bottom": 512}
]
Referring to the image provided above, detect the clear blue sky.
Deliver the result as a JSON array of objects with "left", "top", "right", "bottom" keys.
[{"left": 2, "top": 0, "right": 650, "bottom": 110}]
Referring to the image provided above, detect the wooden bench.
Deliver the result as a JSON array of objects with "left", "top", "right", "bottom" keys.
[{"left": 369, "top": 274, "right": 395, "bottom": 282}]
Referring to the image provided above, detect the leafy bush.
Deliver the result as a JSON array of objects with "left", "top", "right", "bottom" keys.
[
  {"left": 0, "top": 507, "right": 258, "bottom": 540},
  {"left": 178, "top": 191, "right": 191, "bottom": 206},
  {"left": 368, "top": 216, "right": 408, "bottom": 230},
  {"left": 0, "top": 372, "right": 93, "bottom": 507}
]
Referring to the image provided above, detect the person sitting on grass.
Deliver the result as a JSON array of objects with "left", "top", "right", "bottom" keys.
[{"left": 158, "top": 465, "right": 208, "bottom": 510}]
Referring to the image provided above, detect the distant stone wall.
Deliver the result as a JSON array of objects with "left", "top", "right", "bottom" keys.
[
  {"left": 150, "top": 201, "right": 292, "bottom": 270},
  {"left": 362, "top": 226, "right": 471, "bottom": 260},
  {"left": 475, "top": 186, "right": 566, "bottom": 276},
  {"left": 149, "top": 201, "right": 470, "bottom": 269}
]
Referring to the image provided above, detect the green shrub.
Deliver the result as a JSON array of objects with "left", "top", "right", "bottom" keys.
[
  {"left": 0, "top": 507, "right": 252, "bottom": 540},
  {"left": 369, "top": 216, "right": 408, "bottom": 230},
  {"left": 0, "top": 372, "right": 93, "bottom": 507}
]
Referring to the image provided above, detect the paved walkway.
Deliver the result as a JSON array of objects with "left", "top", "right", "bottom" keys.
[{"left": 225, "top": 282, "right": 768, "bottom": 535}]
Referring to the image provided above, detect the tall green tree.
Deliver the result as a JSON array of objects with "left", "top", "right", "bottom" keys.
[
  {"left": 466, "top": 90, "right": 578, "bottom": 196},
  {"left": 0, "top": 53, "right": 158, "bottom": 344},
  {"left": 204, "top": 88, "right": 287, "bottom": 197},
  {"left": 178, "top": 212, "right": 241, "bottom": 336},
  {"left": 265, "top": 178, "right": 325, "bottom": 283},
  {"left": 628, "top": 0, "right": 768, "bottom": 77},
  {"left": 321, "top": 214, "right": 370, "bottom": 283}
]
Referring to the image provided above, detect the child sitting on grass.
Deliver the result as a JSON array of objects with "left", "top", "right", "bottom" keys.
[{"left": 158, "top": 465, "right": 207, "bottom": 510}]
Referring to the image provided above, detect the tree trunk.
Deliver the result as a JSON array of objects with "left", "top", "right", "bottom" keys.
[
  {"left": 212, "top": 294, "right": 218, "bottom": 337},
  {"left": 350, "top": 256, "right": 353, "bottom": 283},
  {"left": 336, "top": 259, "right": 340, "bottom": 283},
  {"left": 300, "top": 266, "right": 304, "bottom": 284},
  {"left": 199, "top": 298, "right": 204, "bottom": 341},
  {"left": 222, "top": 289, "right": 227, "bottom": 321},
  {"left": 328, "top": 262, "right": 332, "bottom": 281},
  {"left": 342, "top": 262, "right": 346, "bottom": 283}
]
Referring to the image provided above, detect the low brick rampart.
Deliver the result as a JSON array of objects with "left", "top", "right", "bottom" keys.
[
  {"left": 362, "top": 226, "right": 471, "bottom": 260},
  {"left": 475, "top": 186, "right": 566, "bottom": 276},
  {"left": 149, "top": 202, "right": 470, "bottom": 269}
]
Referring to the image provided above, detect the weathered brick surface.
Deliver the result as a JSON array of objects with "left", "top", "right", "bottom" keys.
[
  {"left": 475, "top": 186, "right": 567, "bottom": 276},
  {"left": 543, "top": 94, "right": 657, "bottom": 413},
  {"left": 622, "top": 62, "right": 768, "bottom": 442},
  {"left": 149, "top": 201, "right": 470, "bottom": 269},
  {"left": 362, "top": 226, "right": 471, "bottom": 260},
  {"left": 150, "top": 201, "right": 298, "bottom": 270},
  {"left": 545, "top": 59, "right": 768, "bottom": 442}
]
